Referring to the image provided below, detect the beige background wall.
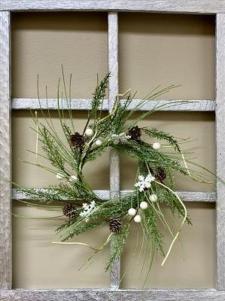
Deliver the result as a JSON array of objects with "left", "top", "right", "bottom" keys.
[{"left": 11, "top": 12, "right": 216, "bottom": 288}]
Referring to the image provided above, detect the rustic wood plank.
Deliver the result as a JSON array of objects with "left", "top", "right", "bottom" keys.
[
  {"left": 0, "top": 0, "right": 225, "bottom": 13},
  {"left": 1, "top": 288, "right": 225, "bottom": 301},
  {"left": 0, "top": 11, "right": 12, "bottom": 289},
  {"left": 176, "top": 191, "right": 216, "bottom": 203},
  {"left": 12, "top": 189, "right": 216, "bottom": 203},
  {"left": 108, "top": 12, "right": 120, "bottom": 289},
  {"left": 216, "top": 13, "right": 225, "bottom": 291},
  {"left": 12, "top": 98, "right": 215, "bottom": 112}
]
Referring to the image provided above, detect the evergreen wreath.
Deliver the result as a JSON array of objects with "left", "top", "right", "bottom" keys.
[{"left": 16, "top": 73, "right": 212, "bottom": 275}]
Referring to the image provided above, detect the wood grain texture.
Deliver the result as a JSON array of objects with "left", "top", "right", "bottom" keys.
[
  {"left": 108, "top": 12, "right": 120, "bottom": 289},
  {"left": 0, "top": 11, "right": 12, "bottom": 290},
  {"left": 1, "top": 288, "right": 225, "bottom": 301},
  {"left": 216, "top": 13, "right": 225, "bottom": 291},
  {"left": 13, "top": 189, "right": 216, "bottom": 203},
  {"left": 12, "top": 98, "right": 215, "bottom": 112},
  {"left": 0, "top": 0, "right": 225, "bottom": 13}
]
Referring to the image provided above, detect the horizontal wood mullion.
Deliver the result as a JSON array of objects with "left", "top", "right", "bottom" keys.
[
  {"left": 12, "top": 189, "right": 216, "bottom": 203},
  {"left": 12, "top": 98, "right": 215, "bottom": 112}
]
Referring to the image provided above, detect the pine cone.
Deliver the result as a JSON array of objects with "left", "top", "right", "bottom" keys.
[
  {"left": 109, "top": 218, "right": 122, "bottom": 233},
  {"left": 128, "top": 126, "right": 141, "bottom": 141},
  {"left": 70, "top": 132, "right": 85, "bottom": 149},
  {"left": 63, "top": 203, "right": 78, "bottom": 220},
  {"left": 155, "top": 167, "right": 166, "bottom": 182}
]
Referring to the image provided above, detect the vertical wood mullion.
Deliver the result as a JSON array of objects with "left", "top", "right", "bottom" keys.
[
  {"left": 216, "top": 13, "right": 225, "bottom": 291},
  {"left": 0, "top": 11, "right": 11, "bottom": 289},
  {"left": 108, "top": 12, "right": 120, "bottom": 289}
]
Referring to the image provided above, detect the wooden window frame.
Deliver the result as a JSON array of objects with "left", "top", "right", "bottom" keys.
[{"left": 1, "top": 1, "right": 225, "bottom": 300}]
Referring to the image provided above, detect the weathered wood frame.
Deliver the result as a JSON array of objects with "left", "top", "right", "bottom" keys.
[{"left": 0, "top": 1, "right": 225, "bottom": 300}]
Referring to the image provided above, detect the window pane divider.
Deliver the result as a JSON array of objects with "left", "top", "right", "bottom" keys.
[
  {"left": 12, "top": 188, "right": 216, "bottom": 203},
  {"left": 11, "top": 98, "right": 216, "bottom": 112},
  {"left": 108, "top": 11, "right": 120, "bottom": 289}
]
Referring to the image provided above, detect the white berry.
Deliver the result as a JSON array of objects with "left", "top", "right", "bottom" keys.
[
  {"left": 95, "top": 139, "right": 102, "bottom": 146},
  {"left": 128, "top": 208, "right": 136, "bottom": 216},
  {"left": 85, "top": 128, "right": 94, "bottom": 137},
  {"left": 134, "top": 215, "right": 141, "bottom": 223},
  {"left": 152, "top": 142, "right": 161, "bottom": 150},
  {"left": 150, "top": 194, "right": 158, "bottom": 202},
  {"left": 140, "top": 201, "right": 148, "bottom": 210}
]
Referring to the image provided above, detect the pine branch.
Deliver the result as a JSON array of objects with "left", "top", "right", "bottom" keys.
[
  {"left": 106, "top": 223, "right": 130, "bottom": 271},
  {"left": 16, "top": 74, "right": 208, "bottom": 275},
  {"left": 143, "top": 207, "right": 165, "bottom": 256},
  {"left": 142, "top": 128, "right": 181, "bottom": 153}
]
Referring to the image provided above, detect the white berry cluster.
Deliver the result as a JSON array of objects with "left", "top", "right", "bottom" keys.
[
  {"left": 84, "top": 127, "right": 103, "bottom": 147},
  {"left": 128, "top": 194, "right": 158, "bottom": 223},
  {"left": 79, "top": 201, "right": 96, "bottom": 220},
  {"left": 128, "top": 208, "right": 141, "bottom": 223},
  {"left": 134, "top": 174, "right": 155, "bottom": 192}
]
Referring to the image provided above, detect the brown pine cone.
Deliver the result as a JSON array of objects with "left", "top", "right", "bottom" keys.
[
  {"left": 63, "top": 203, "right": 78, "bottom": 220},
  {"left": 109, "top": 218, "right": 122, "bottom": 233},
  {"left": 70, "top": 132, "right": 85, "bottom": 150},
  {"left": 155, "top": 167, "right": 166, "bottom": 182},
  {"left": 128, "top": 126, "right": 141, "bottom": 141}
]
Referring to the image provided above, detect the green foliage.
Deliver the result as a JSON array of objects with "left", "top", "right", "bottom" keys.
[
  {"left": 39, "top": 126, "right": 65, "bottom": 171},
  {"left": 106, "top": 223, "right": 130, "bottom": 271},
  {"left": 16, "top": 74, "right": 208, "bottom": 277},
  {"left": 142, "top": 207, "right": 165, "bottom": 256},
  {"left": 91, "top": 73, "right": 109, "bottom": 116},
  {"left": 113, "top": 140, "right": 188, "bottom": 176},
  {"left": 57, "top": 195, "right": 134, "bottom": 241},
  {"left": 142, "top": 128, "right": 181, "bottom": 153}
]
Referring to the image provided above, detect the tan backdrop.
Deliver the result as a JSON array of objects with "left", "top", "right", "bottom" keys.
[{"left": 12, "top": 12, "right": 215, "bottom": 289}]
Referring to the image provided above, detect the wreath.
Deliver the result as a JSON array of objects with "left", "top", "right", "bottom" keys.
[{"left": 17, "top": 73, "right": 210, "bottom": 276}]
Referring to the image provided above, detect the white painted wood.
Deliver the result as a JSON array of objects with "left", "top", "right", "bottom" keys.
[
  {"left": 175, "top": 191, "right": 216, "bottom": 203},
  {"left": 216, "top": 13, "right": 225, "bottom": 291},
  {"left": 0, "top": 0, "right": 225, "bottom": 14},
  {"left": 123, "top": 99, "right": 215, "bottom": 112},
  {"left": 1, "top": 288, "right": 225, "bottom": 301},
  {"left": 0, "top": 11, "right": 11, "bottom": 289},
  {"left": 108, "top": 12, "right": 120, "bottom": 289},
  {"left": 12, "top": 98, "right": 109, "bottom": 111},
  {"left": 13, "top": 189, "right": 216, "bottom": 203},
  {"left": 12, "top": 98, "right": 215, "bottom": 112}
]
